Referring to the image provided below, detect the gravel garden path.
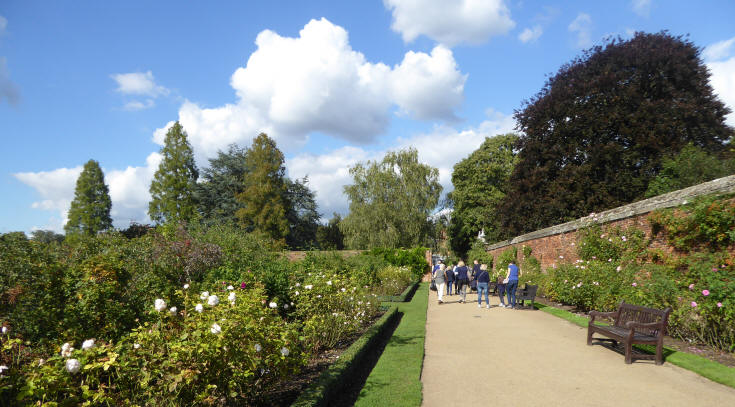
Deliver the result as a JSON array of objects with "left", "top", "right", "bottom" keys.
[{"left": 421, "top": 289, "right": 735, "bottom": 407}]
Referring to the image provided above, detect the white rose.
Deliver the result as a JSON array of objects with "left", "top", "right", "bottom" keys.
[
  {"left": 254, "top": 343, "right": 262, "bottom": 352},
  {"left": 81, "top": 339, "right": 95, "bottom": 351},
  {"left": 295, "top": 283, "right": 300, "bottom": 287},
  {"left": 269, "top": 302, "right": 277, "bottom": 309},
  {"left": 133, "top": 343, "right": 141, "bottom": 349},
  {"left": 0, "top": 365, "right": 8, "bottom": 375},
  {"left": 210, "top": 323, "right": 222, "bottom": 334},
  {"left": 154, "top": 298, "right": 167, "bottom": 312},
  {"left": 326, "top": 281, "right": 332, "bottom": 286},
  {"left": 195, "top": 303, "right": 204, "bottom": 313},
  {"left": 61, "top": 342, "right": 74, "bottom": 357},
  {"left": 280, "top": 347, "right": 289, "bottom": 357},
  {"left": 183, "top": 283, "right": 189, "bottom": 289},
  {"left": 169, "top": 306, "right": 178, "bottom": 315},
  {"left": 283, "top": 304, "right": 289, "bottom": 309},
  {"left": 305, "top": 285, "right": 313, "bottom": 290},
  {"left": 1, "top": 326, "right": 8, "bottom": 334},
  {"left": 207, "top": 295, "right": 220, "bottom": 306},
  {"left": 228, "top": 292, "right": 236, "bottom": 303},
  {"left": 65, "top": 358, "right": 80, "bottom": 374},
  {"left": 294, "top": 291, "right": 299, "bottom": 296},
  {"left": 200, "top": 291, "right": 209, "bottom": 300},
  {"left": 227, "top": 285, "right": 234, "bottom": 290}
]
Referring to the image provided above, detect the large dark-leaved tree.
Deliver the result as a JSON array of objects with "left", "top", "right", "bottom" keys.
[
  {"left": 65, "top": 159, "right": 113, "bottom": 236},
  {"left": 500, "top": 32, "right": 733, "bottom": 237},
  {"left": 284, "top": 177, "right": 320, "bottom": 249},
  {"left": 195, "top": 144, "right": 249, "bottom": 225}
]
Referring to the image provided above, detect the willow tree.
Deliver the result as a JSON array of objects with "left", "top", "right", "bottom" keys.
[
  {"left": 65, "top": 159, "right": 113, "bottom": 236},
  {"left": 148, "top": 121, "right": 199, "bottom": 224},
  {"left": 340, "top": 148, "right": 442, "bottom": 249}
]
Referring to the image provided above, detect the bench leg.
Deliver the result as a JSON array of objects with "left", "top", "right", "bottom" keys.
[
  {"left": 656, "top": 342, "right": 664, "bottom": 365},
  {"left": 624, "top": 341, "right": 633, "bottom": 364},
  {"left": 587, "top": 328, "right": 593, "bottom": 345}
]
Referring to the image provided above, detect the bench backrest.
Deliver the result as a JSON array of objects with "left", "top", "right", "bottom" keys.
[{"left": 614, "top": 302, "right": 671, "bottom": 337}]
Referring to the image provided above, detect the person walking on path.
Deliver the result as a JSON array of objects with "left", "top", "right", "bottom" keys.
[
  {"left": 434, "top": 264, "right": 447, "bottom": 304},
  {"left": 505, "top": 261, "right": 520, "bottom": 308},
  {"left": 476, "top": 264, "right": 490, "bottom": 308},
  {"left": 496, "top": 271, "right": 507, "bottom": 307},
  {"left": 445, "top": 263, "right": 454, "bottom": 295},
  {"left": 456, "top": 261, "right": 470, "bottom": 303},
  {"left": 472, "top": 260, "right": 481, "bottom": 279},
  {"left": 432, "top": 259, "right": 442, "bottom": 277}
]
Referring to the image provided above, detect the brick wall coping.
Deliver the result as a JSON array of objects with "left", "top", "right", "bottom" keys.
[{"left": 486, "top": 175, "right": 735, "bottom": 251}]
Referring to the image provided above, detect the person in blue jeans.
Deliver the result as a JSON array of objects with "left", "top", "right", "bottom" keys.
[
  {"left": 505, "top": 260, "right": 520, "bottom": 308},
  {"left": 476, "top": 264, "right": 490, "bottom": 308},
  {"left": 445, "top": 263, "right": 454, "bottom": 295}
]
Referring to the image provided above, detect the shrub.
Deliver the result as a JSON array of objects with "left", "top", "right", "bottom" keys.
[
  {"left": 375, "top": 265, "right": 414, "bottom": 296},
  {"left": 367, "top": 247, "right": 428, "bottom": 280},
  {"left": 649, "top": 195, "right": 735, "bottom": 251},
  {"left": 495, "top": 246, "right": 517, "bottom": 277}
]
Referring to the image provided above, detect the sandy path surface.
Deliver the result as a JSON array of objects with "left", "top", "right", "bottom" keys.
[{"left": 421, "top": 289, "right": 735, "bottom": 407}]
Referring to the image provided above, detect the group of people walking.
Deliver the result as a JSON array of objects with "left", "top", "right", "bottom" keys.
[{"left": 432, "top": 259, "right": 521, "bottom": 308}]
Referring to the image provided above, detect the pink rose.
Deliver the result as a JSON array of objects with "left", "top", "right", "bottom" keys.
[
  {"left": 631, "top": 282, "right": 637, "bottom": 287},
  {"left": 691, "top": 301, "right": 698, "bottom": 307},
  {"left": 688, "top": 284, "right": 695, "bottom": 290},
  {"left": 717, "top": 302, "right": 723, "bottom": 308},
  {"left": 702, "top": 290, "right": 710, "bottom": 296}
]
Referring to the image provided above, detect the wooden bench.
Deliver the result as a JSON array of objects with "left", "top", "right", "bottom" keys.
[
  {"left": 587, "top": 302, "right": 671, "bottom": 364},
  {"left": 515, "top": 284, "right": 538, "bottom": 308}
]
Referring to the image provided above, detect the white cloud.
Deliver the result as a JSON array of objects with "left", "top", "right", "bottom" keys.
[
  {"left": 111, "top": 70, "right": 169, "bottom": 111},
  {"left": 383, "top": 0, "right": 515, "bottom": 47},
  {"left": 703, "top": 37, "right": 735, "bottom": 62},
  {"left": 707, "top": 60, "right": 735, "bottom": 127},
  {"left": 111, "top": 71, "right": 168, "bottom": 97},
  {"left": 518, "top": 25, "right": 543, "bottom": 43},
  {"left": 287, "top": 110, "right": 516, "bottom": 217},
  {"left": 160, "top": 18, "right": 466, "bottom": 162},
  {"left": 568, "top": 13, "right": 593, "bottom": 48},
  {"left": 631, "top": 0, "right": 652, "bottom": 17},
  {"left": 14, "top": 154, "right": 162, "bottom": 233},
  {"left": 0, "top": 15, "right": 7, "bottom": 33}
]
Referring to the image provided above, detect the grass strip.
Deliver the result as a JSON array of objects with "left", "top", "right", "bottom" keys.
[
  {"left": 354, "top": 282, "right": 429, "bottom": 407},
  {"left": 291, "top": 305, "right": 400, "bottom": 407},
  {"left": 535, "top": 303, "right": 735, "bottom": 388},
  {"left": 377, "top": 280, "right": 420, "bottom": 302}
]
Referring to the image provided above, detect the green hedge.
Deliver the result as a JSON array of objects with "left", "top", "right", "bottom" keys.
[{"left": 291, "top": 305, "right": 399, "bottom": 407}]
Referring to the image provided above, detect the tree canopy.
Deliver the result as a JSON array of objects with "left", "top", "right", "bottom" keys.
[
  {"left": 235, "top": 133, "right": 290, "bottom": 243},
  {"left": 316, "top": 213, "right": 345, "bottom": 250},
  {"left": 448, "top": 133, "right": 518, "bottom": 254},
  {"left": 65, "top": 159, "right": 113, "bottom": 236},
  {"left": 284, "top": 177, "right": 320, "bottom": 249},
  {"left": 340, "top": 148, "right": 442, "bottom": 249},
  {"left": 195, "top": 144, "right": 249, "bottom": 225},
  {"left": 645, "top": 143, "right": 735, "bottom": 198},
  {"left": 148, "top": 122, "right": 199, "bottom": 224},
  {"left": 499, "top": 32, "right": 733, "bottom": 237}
]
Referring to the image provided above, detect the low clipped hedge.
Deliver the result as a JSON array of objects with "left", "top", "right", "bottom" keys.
[{"left": 291, "top": 305, "right": 399, "bottom": 407}]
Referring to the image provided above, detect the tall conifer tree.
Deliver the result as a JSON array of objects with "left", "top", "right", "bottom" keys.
[
  {"left": 148, "top": 121, "right": 199, "bottom": 224},
  {"left": 65, "top": 159, "right": 113, "bottom": 236},
  {"left": 236, "top": 133, "right": 289, "bottom": 242}
]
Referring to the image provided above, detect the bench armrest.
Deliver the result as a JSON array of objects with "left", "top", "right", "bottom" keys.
[{"left": 589, "top": 310, "right": 617, "bottom": 324}]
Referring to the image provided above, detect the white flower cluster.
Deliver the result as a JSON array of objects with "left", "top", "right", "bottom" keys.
[
  {"left": 208, "top": 295, "right": 220, "bottom": 306},
  {"left": 228, "top": 291, "right": 236, "bottom": 304},
  {"left": 60, "top": 342, "right": 74, "bottom": 357},
  {"left": 0, "top": 365, "right": 9, "bottom": 375},
  {"left": 82, "top": 339, "right": 95, "bottom": 351},
  {"left": 1, "top": 326, "right": 8, "bottom": 334},
  {"left": 154, "top": 299, "right": 167, "bottom": 312},
  {"left": 65, "top": 358, "right": 80, "bottom": 374},
  {"left": 210, "top": 323, "right": 222, "bottom": 335}
]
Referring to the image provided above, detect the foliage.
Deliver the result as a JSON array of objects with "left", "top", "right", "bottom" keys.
[
  {"left": 341, "top": 148, "right": 442, "bottom": 249},
  {"left": 284, "top": 177, "right": 320, "bottom": 250},
  {"left": 236, "top": 133, "right": 290, "bottom": 243},
  {"left": 649, "top": 194, "right": 735, "bottom": 251},
  {"left": 374, "top": 266, "right": 414, "bottom": 296},
  {"left": 465, "top": 240, "right": 494, "bottom": 269},
  {"left": 448, "top": 133, "right": 518, "bottom": 253},
  {"left": 316, "top": 213, "right": 345, "bottom": 250},
  {"left": 149, "top": 121, "right": 199, "bottom": 224},
  {"left": 495, "top": 246, "right": 517, "bottom": 277},
  {"left": 30, "top": 230, "right": 64, "bottom": 244},
  {"left": 367, "top": 247, "right": 428, "bottom": 281},
  {"left": 65, "top": 159, "right": 113, "bottom": 236},
  {"left": 194, "top": 143, "right": 249, "bottom": 226},
  {"left": 500, "top": 32, "right": 733, "bottom": 237},
  {"left": 645, "top": 143, "right": 735, "bottom": 198},
  {"left": 520, "top": 245, "right": 541, "bottom": 275},
  {"left": 291, "top": 272, "right": 381, "bottom": 352}
]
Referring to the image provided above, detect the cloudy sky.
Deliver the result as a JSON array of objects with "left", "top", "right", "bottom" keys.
[{"left": 1, "top": 0, "right": 734, "bottom": 233}]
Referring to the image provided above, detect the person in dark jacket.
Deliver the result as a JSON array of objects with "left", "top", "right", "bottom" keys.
[
  {"left": 476, "top": 264, "right": 491, "bottom": 308},
  {"left": 496, "top": 271, "right": 507, "bottom": 307},
  {"left": 455, "top": 261, "right": 470, "bottom": 303},
  {"left": 472, "top": 259, "right": 481, "bottom": 279},
  {"left": 444, "top": 262, "right": 455, "bottom": 295}
]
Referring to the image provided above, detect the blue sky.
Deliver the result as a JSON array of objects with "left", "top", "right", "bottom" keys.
[{"left": 1, "top": 0, "right": 734, "bottom": 233}]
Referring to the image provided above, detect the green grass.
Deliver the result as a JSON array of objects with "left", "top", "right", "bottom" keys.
[
  {"left": 354, "top": 282, "right": 429, "bottom": 407},
  {"left": 535, "top": 303, "right": 735, "bottom": 388}
]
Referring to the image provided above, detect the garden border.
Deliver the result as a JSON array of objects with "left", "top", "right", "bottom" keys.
[
  {"left": 534, "top": 303, "right": 735, "bottom": 388},
  {"left": 291, "top": 305, "right": 400, "bottom": 407},
  {"left": 377, "top": 280, "right": 419, "bottom": 303}
]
